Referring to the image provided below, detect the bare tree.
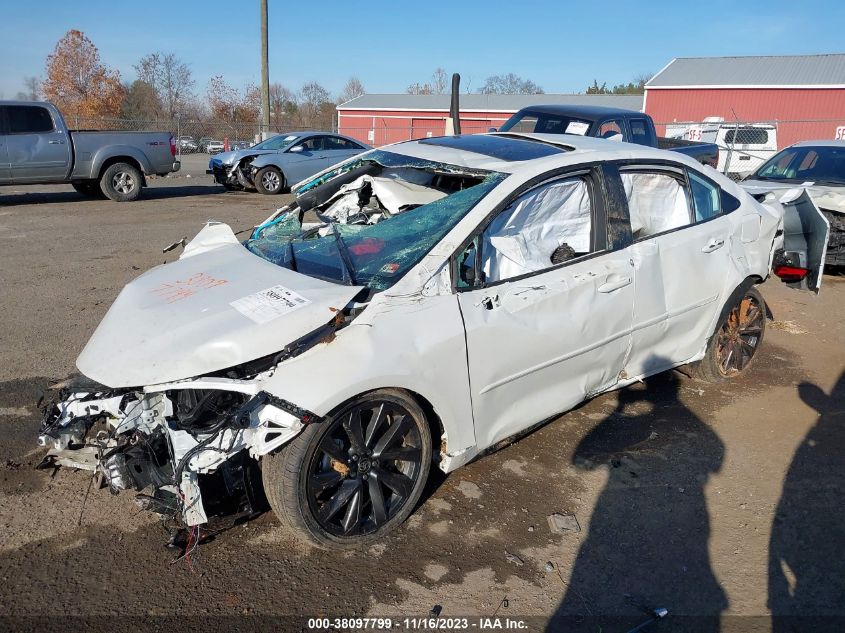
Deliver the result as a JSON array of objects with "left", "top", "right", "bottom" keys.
[
  {"left": 406, "top": 68, "right": 449, "bottom": 95},
  {"left": 480, "top": 73, "right": 544, "bottom": 94},
  {"left": 338, "top": 77, "right": 365, "bottom": 104},
  {"left": 269, "top": 82, "right": 298, "bottom": 130},
  {"left": 22, "top": 76, "right": 41, "bottom": 100},
  {"left": 135, "top": 52, "right": 194, "bottom": 120},
  {"left": 299, "top": 81, "right": 332, "bottom": 128},
  {"left": 430, "top": 68, "right": 448, "bottom": 94}
]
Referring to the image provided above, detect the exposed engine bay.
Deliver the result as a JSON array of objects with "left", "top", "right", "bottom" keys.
[{"left": 37, "top": 376, "right": 312, "bottom": 528}]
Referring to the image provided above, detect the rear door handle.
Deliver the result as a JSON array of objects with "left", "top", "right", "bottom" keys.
[
  {"left": 597, "top": 274, "right": 632, "bottom": 293},
  {"left": 701, "top": 238, "right": 725, "bottom": 253}
]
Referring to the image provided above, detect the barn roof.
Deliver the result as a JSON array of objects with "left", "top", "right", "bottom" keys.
[
  {"left": 647, "top": 54, "right": 845, "bottom": 89},
  {"left": 337, "top": 93, "right": 644, "bottom": 112}
]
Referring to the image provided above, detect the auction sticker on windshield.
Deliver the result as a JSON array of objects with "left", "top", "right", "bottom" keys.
[{"left": 231, "top": 285, "right": 311, "bottom": 324}]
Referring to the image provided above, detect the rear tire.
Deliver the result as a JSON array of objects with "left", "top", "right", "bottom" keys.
[
  {"left": 262, "top": 389, "right": 432, "bottom": 548},
  {"left": 694, "top": 286, "right": 766, "bottom": 382},
  {"left": 255, "top": 166, "right": 284, "bottom": 195},
  {"left": 100, "top": 162, "right": 143, "bottom": 202}
]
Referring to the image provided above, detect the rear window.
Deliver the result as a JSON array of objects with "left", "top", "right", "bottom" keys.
[
  {"left": 724, "top": 127, "right": 769, "bottom": 145},
  {"left": 630, "top": 119, "right": 650, "bottom": 145},
  {"left": 6, "top": 105, "right": 54, "bottom": 134}
]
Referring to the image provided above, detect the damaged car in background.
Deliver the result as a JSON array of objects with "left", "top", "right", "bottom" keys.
[
  {"left": 207, "top": 131, "right": 369, "bottom": 195},
  {"left": 741, "top": 140, "right": 845, "bottom": 267},
  {"left": 39, "top": 133, "right": 828, "bottom": 548}
]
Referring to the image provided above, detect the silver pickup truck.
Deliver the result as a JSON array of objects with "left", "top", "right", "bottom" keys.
[{"left": 0, "top": 101, "right": 180, "bottom": 201}]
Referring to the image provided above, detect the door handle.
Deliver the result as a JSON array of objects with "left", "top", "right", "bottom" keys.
[
  {"left": 48, "top": 140, "right": 65, "bottom": 144},
  {"left": 701, "top": 238, "right": 725, "bottom": 253},
  {"left": 597, "top": 274, "right": 632, "bottom": 293}
]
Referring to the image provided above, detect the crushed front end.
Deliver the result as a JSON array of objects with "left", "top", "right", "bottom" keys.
[{"left": 38, "top": 379, "right": 309, "bottom": 526}]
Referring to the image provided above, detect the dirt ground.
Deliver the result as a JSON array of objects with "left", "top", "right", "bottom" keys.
[{"left": 0, "top": 174, "right": 843, "bottom": 632}]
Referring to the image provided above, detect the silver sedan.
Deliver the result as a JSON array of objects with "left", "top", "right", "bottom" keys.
[{"left": 207, "top": 131, "right": 370, "bottom": 194}]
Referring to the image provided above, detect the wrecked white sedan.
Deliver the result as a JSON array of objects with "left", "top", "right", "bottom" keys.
[{"left": 38, "top": 133, "right": 828, "bottom": 547}]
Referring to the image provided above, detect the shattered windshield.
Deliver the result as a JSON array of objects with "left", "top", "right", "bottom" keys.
[
  {"left": 252, "top": 134, "right": 300, "bottom": 151},
  {"left": 245, "top": 150, "right": 506, "bottom": 290}
]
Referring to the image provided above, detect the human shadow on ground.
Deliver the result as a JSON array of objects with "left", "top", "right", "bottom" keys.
[
  {"left": 769, "top": 370, "right": 845, "bottom": 633},
  {"left": 547, "top": 368, "right": 727, "bottom": 632}
]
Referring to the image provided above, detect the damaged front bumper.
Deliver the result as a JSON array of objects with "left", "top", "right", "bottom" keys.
[
  {"left": 38, "top": 380, "right": 313, "bottom": 526},
  {"left": 207, "top": 160, "right": 255, "bottom": 189}
]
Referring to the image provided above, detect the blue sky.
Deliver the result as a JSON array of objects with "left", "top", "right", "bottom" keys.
[{"left": 1, "top": 0, "right": 844, "bottom": 100}]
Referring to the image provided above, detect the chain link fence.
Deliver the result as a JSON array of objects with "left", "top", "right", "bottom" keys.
[
  {"left": 67, "top": 115, "right": 339, "bottom": 156},
  {"left": 68, "top": 114, "right": 845, "bottom": 180}
]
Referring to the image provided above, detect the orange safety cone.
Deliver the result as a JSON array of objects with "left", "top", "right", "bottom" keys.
[{"left": 223, "top": 137, "right": 230, "bottom": 152}]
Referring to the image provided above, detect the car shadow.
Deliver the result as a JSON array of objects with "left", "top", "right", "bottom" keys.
[
  {"left": 0, "top": 184, "right": 225, "bottom": 205},
  {"left": 546, "top": 365, "right": 727, "bottom": 632},
  {"left": 768, "top": 370, "right": 845, "bottom": 633}
]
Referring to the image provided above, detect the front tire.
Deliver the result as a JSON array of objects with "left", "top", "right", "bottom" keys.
[
  {"left": 695, "top": 286, "right": 766, "bottom": 382},
  {"left": 262, "top": 389, "right": 432, "bottom": 548},
  {"left": 100, "top": 162, "right": 143, "bottom": 202},
  {"left": 255, "top": 166, "right": 284, "bottom": 195}
]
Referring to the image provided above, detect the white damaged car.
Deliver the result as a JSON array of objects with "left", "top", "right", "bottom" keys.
[{"left": 38, "top": 133, "right": 828, "bottom": 547}]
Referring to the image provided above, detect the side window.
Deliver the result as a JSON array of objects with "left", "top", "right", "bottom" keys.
[
  {"left": 688, "top": 172, "right": 721, "bottom": 221},
  {"left": 621, "top": 171, "right": 691, "bottom": 239},
  {"left": 296, "top": 137, "right": 324, "bottom": 151},
  {"left": 597, "top": 120, "right": 624, "bottom": 141},
  {"left": 629, "top": 119, "right": 650, "bottom": 145},
  {"left": 327, "top": 136, "right": 362, "bottom": 150},
  {"left": 478, "top": 177, "right": 594, "bottom": 284},
  {"left": 724, "top": 127, "right": 769, "bottom": 145},
  {"left": 6, "top": 106, "right": 54, "bottom": 134}
]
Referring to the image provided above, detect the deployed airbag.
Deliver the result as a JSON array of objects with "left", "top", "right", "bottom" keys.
[
  {"left": 622, "top": 173, "right": 690, "bottom": 238},
  {"left": 481, "top": 178, "right": 591, "bottom": 281}
]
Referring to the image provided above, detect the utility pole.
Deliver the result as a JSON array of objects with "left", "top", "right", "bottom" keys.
[{"left": 260, "top": 0, "right": 270, "bottom": 139}]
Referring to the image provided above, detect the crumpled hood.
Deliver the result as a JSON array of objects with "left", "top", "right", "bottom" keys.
[
  {"left": 77, "top": 224, "right": 363, "bottom": 388},
  {"left": 216, "top": 149, "right": 276, "bottom": 166}
]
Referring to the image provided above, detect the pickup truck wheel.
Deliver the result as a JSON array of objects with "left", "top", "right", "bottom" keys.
[
  {"left": 694, "top": 286, "right": 766, "bottom": 382},
  {"left": 100, "top": 162, "right": 143, "bottom": 202},
  {"left": 72, "top": 182, "right": 105, "bottom": 198},
  {"left": 255, "top": 166, "right": 284, "bottom": 195},
  {"left": 262, "top": 389, "right": 432, "bottom": 548}
]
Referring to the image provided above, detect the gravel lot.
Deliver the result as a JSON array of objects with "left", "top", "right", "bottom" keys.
[{"left": 1, "top": 175, "right": 843, "bottom": 631}]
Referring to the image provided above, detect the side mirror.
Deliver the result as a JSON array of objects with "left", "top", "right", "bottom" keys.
[{"left": 289, "top": 145, "right": 304, "bottom": 153}]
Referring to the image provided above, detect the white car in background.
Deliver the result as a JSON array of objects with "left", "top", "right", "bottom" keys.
[
  {"left": 742, "top": 140, "right": 845, "bottom": 267},
  {"left": 205, "top": 139, "right": 225, "bottom": 154},
  {"left": 666, "top": 118, "right": 778, "bottom": 180},
  {"left": 38, "top": 134, "right": 827, "bottom": 547}
]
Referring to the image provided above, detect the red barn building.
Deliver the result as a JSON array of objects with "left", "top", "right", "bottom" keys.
[
  {"left": 645, "top": 54, "right": 845, "bottom": 148},
  {"left": 337, "top": 93, "right": 644, "bottom": 146}
]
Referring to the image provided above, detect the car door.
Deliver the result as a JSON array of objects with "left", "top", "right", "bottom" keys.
[
  {"left": 282, "top": 136, "right": 328, "bottom": 183},
  {"left": 613, "top": 163, "right": 734, "bottom": 378},
  {"left": 0, "top": 108, "right": 11, "bottom": 182},
  {"left": 5, "top": 104, "right": 71, "bottom": 182},
  {"left": 455, "top": 167, "right": 635, "bottom": 450}
]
